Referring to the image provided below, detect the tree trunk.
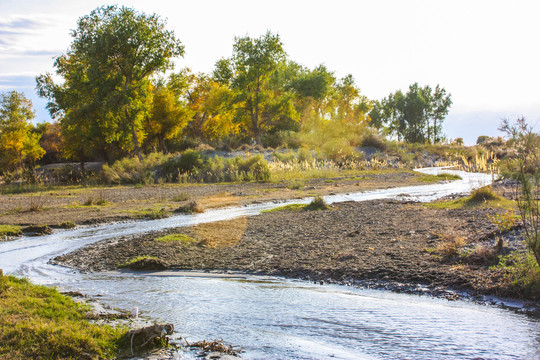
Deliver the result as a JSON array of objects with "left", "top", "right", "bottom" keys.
[{"left": 128, "top": 114, "right": 143, "bottom": 161}]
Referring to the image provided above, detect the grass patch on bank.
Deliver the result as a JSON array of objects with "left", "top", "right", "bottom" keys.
[
  {"left": 118, "top": 256, "right": 159, "bottom": 268},
  {"left": 0, "top": 275, "right": 125, "bottom": 359},
  {"left": 426, "top": 186, "right": 515, "bottom": 210},
  {"left": 263, "top": 196, "right": 330, "bottom": 213},
  {"left": 0, "top": 225, "right": 22, "bottom": 237},
  {"left": 416, "top": 173, "right": 462, "bottom": 183},
  {"left": 155, "top": 233, "right": 198, "bottom": 245},
  {"left": 262, "top": 203, "right": 306, "bottom": 213}
]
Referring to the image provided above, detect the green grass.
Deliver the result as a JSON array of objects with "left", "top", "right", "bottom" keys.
[
  {"left": 416, "top": 173, "right": 462, "bottom": 182},
  {"left": 263, "top": 196, "right": 330, "bottom": 213},
  {"left": 262, "top": 203, "right": 306, "bottom": 213},
  {"left": 118, "top": 255, "right": 159, "bottom": 268},
  {"left": 0, "top": 225, "right": 22, "bottom": 237},
  {"left": 426, "top": 186, "right": 515, "bottom": 210},
  {"left": 154, "top": 233, "right": 198, "bottom": 245},
  {"left": 0, "top": 275, "right": 126, "bottom": 359}
]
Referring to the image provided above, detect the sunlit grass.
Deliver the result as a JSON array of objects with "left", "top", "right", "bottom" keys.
[
  {"left": 0, "top": 225, "right": 22, "bottom": 237},
  {"left": 0, "top": 275, "right": 126, "bottom": 359},
  {"left": 426, "top": 186, "right": 515, "bottom": 210}
]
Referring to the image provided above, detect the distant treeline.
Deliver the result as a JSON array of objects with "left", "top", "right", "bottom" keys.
[{"left": 1, "top": 5, "right": 452, "bottom": 176}]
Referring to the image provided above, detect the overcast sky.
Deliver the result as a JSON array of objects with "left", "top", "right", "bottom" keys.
[{"left": 1, "top": 0, "right": 539, "bottom": 144}]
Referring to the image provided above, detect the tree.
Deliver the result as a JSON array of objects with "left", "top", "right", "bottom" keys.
[
  {"left": 370, "top": 83, "right": 451, "bottom": 143},
  {"left": 215, "top": 31, "right": 288, "bottom": 145},
  {"left": 37, "top": 5, "right": 184, "bottom": 161},
  {"left": 0, "top": 91, "right": 44, "bottom": 174},
  {"left": 143, "top": 80, "right": 191, "bottom": 153}
]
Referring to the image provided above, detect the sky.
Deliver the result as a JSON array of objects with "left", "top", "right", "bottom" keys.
[{"left": 1, "top": 0, "right": 539, "bottom": 145}]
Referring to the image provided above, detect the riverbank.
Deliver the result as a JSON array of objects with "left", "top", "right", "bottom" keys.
[
  {"left": 54, "top": 193, "right": 540, "bottom": 310},
  {"left": 0, "top": 169, "right": 438, "bottom": 230}
]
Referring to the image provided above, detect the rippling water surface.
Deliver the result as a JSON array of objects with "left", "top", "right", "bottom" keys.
[{"left": 1, "top": 168, "right": 539, "bottom": 359}]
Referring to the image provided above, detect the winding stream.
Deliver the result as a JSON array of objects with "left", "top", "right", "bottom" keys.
[{"left": 1, "top": 168, "right": 539, "bottom": 359}]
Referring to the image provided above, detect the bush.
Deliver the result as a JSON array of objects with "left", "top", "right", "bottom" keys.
[
  {"left": 102, "top": 152, "right": 169, "bottom": 184},
  {"left": 305, "top": 195, "right": 329, "bottom": 211},
  {"left": 360, "top": 128, "right": 387, "bottom": 150}
]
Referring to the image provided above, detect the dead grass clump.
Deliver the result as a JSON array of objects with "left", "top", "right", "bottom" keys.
[
  {"left": 434, "top": 232, "right": 467, "bottom": 257},
  {"left": 174, "top": 201, "right": 204, "bottom": 214},
  {"left": 187, "top": 339, "right": 240, "bottom": 356},
  {"left": 28, "top": 193, "right": 46, "bottom": 211},
  {"left": 463, "top": 244, "right": 498, "bottom": 265}
]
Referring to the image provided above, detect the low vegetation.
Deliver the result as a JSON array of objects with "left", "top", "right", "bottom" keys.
[
  {"left": 416, "top": 173, "right": 461, "bottom": 182},
  {"left": 264, "top": 196, "right": 330, "bottom": 213},
  {"left": 0, "top": 274, "right": 125, "bottom": 359},
  {"left": 426, "top": 186, "right": 515, "bottom": 210},
  {"left": 0, "top": 225, "right": 22, "bottom": 237},
  {"left": 154, "top": 233, "right": 198, "bottom": 245}
]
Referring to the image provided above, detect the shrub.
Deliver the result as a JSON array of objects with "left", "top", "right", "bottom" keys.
[
  {"left": 360, "top": 128, "right": 387, "bottom": 150},
  {"left": 297, "top": 147, "right": 313, "bottom": 163},
  {"left": 102, "top": 152, "right": 169, "bottom": 184},
  {"left": 469, "top": 186, "right": 498, "bottom": 202},
  {"left": 305, "top": 195, "right": 329, "bottom": 211}
]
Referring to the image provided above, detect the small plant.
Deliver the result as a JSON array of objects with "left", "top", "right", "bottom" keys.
[
  {"left": 288, "top": 180, "right": 305, "bottom": 190},
  {"left": 0, "top": 225, "right": 22, "bottom": 237},
  {"left": 469, "top": 186, "right": 498, "bottom": 202},
  {"left": 28, "top": 192, "right": 46, "bottom": 211},
  {"left": 57, "top": 221, "right": 76, "bottom": 229},
  {"left": 487, "top": 210, "right": 519, "bottom": 251},
  {"left": 174, "top": 201, "right": 203, "bottom": 214},
  {"left": 433, "top": 231, "right": 467, "bottom": 257},
  {"left": 305, "top": 195, "right": 329, "bottom": 211}
]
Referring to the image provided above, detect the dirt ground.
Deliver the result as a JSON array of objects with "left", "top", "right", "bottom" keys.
[
  {"left": 0, "top": 170, "right": 424, "bottom": 227},
  {"left": 55, "top": 198, "right": 533, "bottom": 304}
]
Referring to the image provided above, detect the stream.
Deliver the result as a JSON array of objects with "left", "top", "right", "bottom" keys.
[{"left": 1, "top": 168, "right": 539, "bottom": 359}]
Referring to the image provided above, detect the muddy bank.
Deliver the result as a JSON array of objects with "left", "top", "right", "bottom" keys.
[{"left": 54, "top": 199, "right": 537, "bottom": 308}]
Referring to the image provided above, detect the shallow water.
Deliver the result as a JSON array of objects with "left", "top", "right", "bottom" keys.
[{"left": 1, "top": 168, "right": 539, "bottom": 359}]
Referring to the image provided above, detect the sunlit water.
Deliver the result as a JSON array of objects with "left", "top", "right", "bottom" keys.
[{"left": 1, "top": 168, "right": 539, "bottom": 359}]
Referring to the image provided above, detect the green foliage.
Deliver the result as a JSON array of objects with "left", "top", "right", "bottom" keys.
[
  {"left": 370, "top": 83, "right": 451, "bottom": 143},
  {"left": 0, "top": 275, "right": 126, "bottom": 359},
  {"left": 499, "top": 117, "right": 540, "bottom": 267},
  {"left": 494, "top": 251, "right": 540, "bottom": 299},
  {"left": 37, "top": 5, "right": 184, "bottom": 161},
  {"left": 0, "top": 91, "right": 44, "bottom": 175},
  {"left": 0, "top": 225, "right": 22, "bottom": 237},
  {"left": 216, "top": 31, "right": 295, "bottom": 145},
  {"left": 102, "top": 152, "right": 169, "bottom": 184}
]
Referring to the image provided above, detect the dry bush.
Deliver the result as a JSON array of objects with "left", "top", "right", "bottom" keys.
[{"left": 435, "top": 231, "right": 467, "bottom": 257}]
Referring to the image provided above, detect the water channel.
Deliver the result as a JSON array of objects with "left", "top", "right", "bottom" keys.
[{"left": 1, "top": 168, "right": 539, "bottom": 359}]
